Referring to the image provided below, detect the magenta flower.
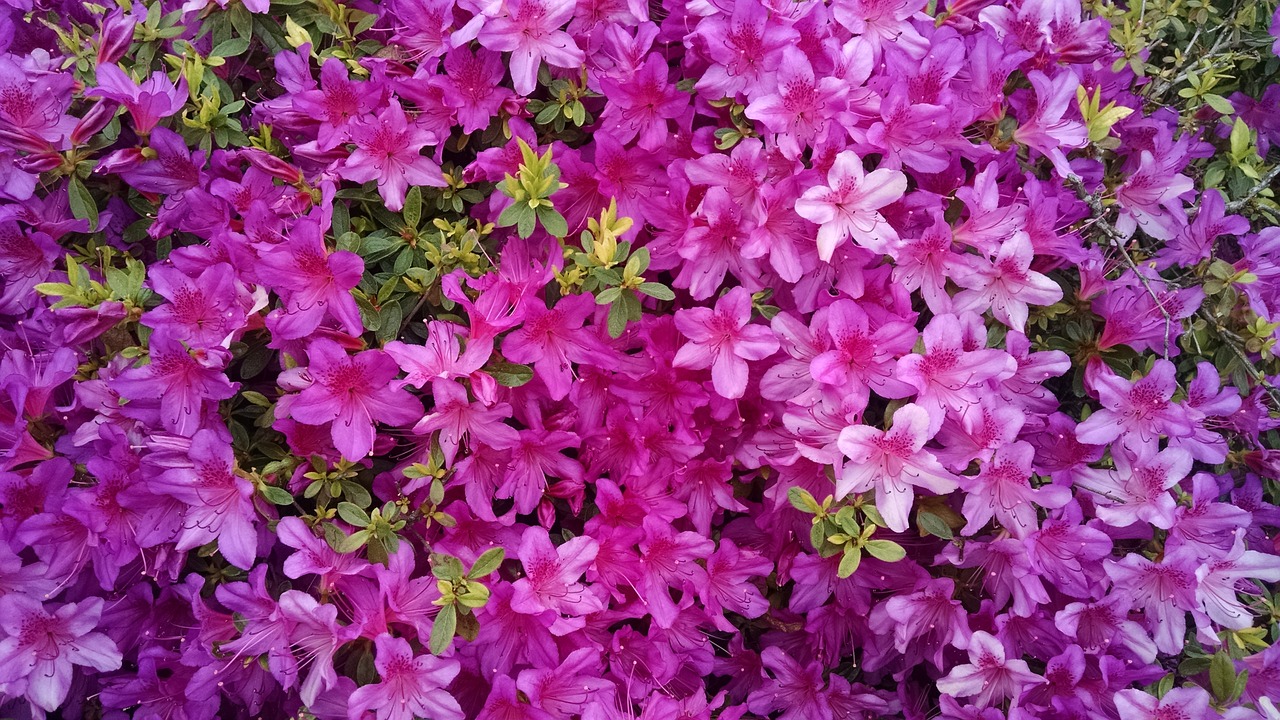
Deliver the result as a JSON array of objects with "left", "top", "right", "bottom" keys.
[
  {"left": 837, "top": 403, "right": 959, "bottom": 532},
  {"left": 285, "top": 338, "right": 423, "bottom": 461},
  {"left": 148, "top": 429, "right": 259, "bottom": 569},
  {"left": 477, "top": 0, "right": 584, "bottom": 96},
  {"left": 744, "top": 47, "right": 847, "bottom": 160},
  {"left": 638, "top": 515, "right": 714, "bottom": 628},
  {"left": 936, "top": 630, "right": 1044, "bottom": 708},
  {"left": 896, "top": 312, "right": 1017, "bottom": 428},
  {"left": 1114, "top": 687, "right": 1213, "bottom": 720},
  {"left": 347, "top": 634, "right": 464, "bottom": 720},
  {"left": 340, "top": 99, "right": 445, "bottom": 212},
  {"left": 435, "top": 47, "right": 512, "bottom": 134},
  {"left": 291, "top": 58, "right": 374, "bottom": 151},
  {"left": 1075, "top": 359, "right": 1195, "bottom": 448},
  {"left": 278, "top": 591, "right": 358, "bottom": 707},
  {"left": 795, "top": 149, "right": 907, "bottom": 261},
  {"left": 1115, "top": 150, "right": 1195, "bottom": 241},
  {"left": 510, "top": 525, "right": 603, "bottom": 617},
  {"left": 1194, "top": 537, "right": 1280, "bottom": 630},
  {"left": 672, "top": 287, "right": 780, "bottom": 400},
  {"left": 0, "top": 596, "right": 122, "bottom": 714},
  {"left": 499, "top": 428, "right": 582, "bottom": 514},
  {"left": 598, "top": 53, "right": 688, "bottom": 151},
  {"left": 953, "top": 231, "right": 1063, "bottom": 331},
  {"left": 746, "top": 647, "right": 836, "bottom": 720},
  {"left": 959, "top": 441, "right": 1071, "bottom": 537},
  {"left": 141, "top": 262, "right": 246, "bottom": 348},
  {"left": 1010, "top": 70, "right": 1087, "bottom": 178},
  {"left": 87, "top": 64, "right": 187, "bottom": 135},
  {"left": 502, "top": 293, "right": 608, "bottom": 401},
  {"left": 1076, "top": 445, "right": 1192, "bottom": 529},
  {"left": 117, "top": 127, "right": 203, "bottom": 195},
  {"left": 413, "top": 380, "right": 517, "bottom": 467},
  {"left": 112, "top": 331, "right": 237, "bottom": 436},
  {"left": 258, "top": 217, "right": 365, "bottom": 339},
  {"left": 1104, "top": 549, "right": 1201, "bottom": 655}
]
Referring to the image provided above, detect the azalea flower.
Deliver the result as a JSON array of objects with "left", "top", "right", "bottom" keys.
[
  {"left": 936, "top": 631, "right": 1044, "bottom": 708},
  {"left": 347, "top": 634, "right": 464, "bottom": 720},
  {"left": 0, "top": 596, "right": 122, "bottom": 714},
  {"left": 795, "top": 149, "right": 907, "bottom": 260},
  {"left": 284, "top": 338, "right": 423, "bottom": 461},
  {"left": 672, "top": 287, "right": 780, "bottom": 400},
  {"left": 340, "top": 99, "right": 445, "bottom": 212},
  {"left": 477, "top": 0, "right": 584, "bottom": 96}
]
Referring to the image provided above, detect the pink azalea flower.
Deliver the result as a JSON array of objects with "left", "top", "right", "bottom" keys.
[
  {"left": 1114, "top": 687, "right": 1214, "bottom": 720},
  {"left": 953, "top": 231, "right": 1063, "bottom": 331},
  {"left": 795, "top": 149, "right": 907, "bottom": 261},
  {"left": 1075, "top": 359, "right": 1195, "bottom": 448},
  {"left": 346, "top": 634, "right": 464, "bottom": 720},
  {"left": 503, "top": 293, "right": 609, "bottom": 401},
  {"left": 284, "top": 338, "right": 423, "bottom": 461},
  {"left": 1194, "top": 536, "right": 1280, "bottom": 630},
  {"left": 0, "top": 596, "right": 122, "bottom": 714},
  {"left": 340, "top": 99, "right": 445, "bottom": 212},
  {"left": 477, "top": 0, "right": 584, "bottom": 96},
  {"left": 87, "top": 64, "right": 187, "bottom": 135},
  {"left": 257, "top": 217, "right": 365, "bottom": 340},
  {"left": 598, "top": 53, "right": 688, "bottom": 151},
  {"left": 836, "top": 403, "right": 959, "bottom": 532},
  {"left": 499, "top": 428, "right": 583, "bottom": 515},
  {"left": 895, "top": 313, "right": 1017, "bottom": 431},
  {"left": 959, "top": 441, "right": 1071, "bottom": 537},
  {"left": 148, "top": 429, "right": 259, "bottom": 569},
  {"left": 291, "top": 58, "right": 376, "bottom": 151},
  {"left": 1104, "top": 549, "right": 1201, "bottom": 655},
  {"left": 510, "top": 525, "right": 603, "bottom": 617},
  {"left": 434, "top": 46, "right": 513, "bottom": 134},
  {"left": 111, "top": 331, "right": 237, "bottom": 437},
  {"left": 1076, "top": 445, "right": 1192, "bottom": 530},
  {"left": 141, "top": 262, "right": 247, "bottom": 348},
  {"left": 1115, "top": 150, "right": 1195, "bottom": 241},
  {"left": 936, "top": 630, "right": 1044, "bottom": 708},
  {"left": 744, "top": 47, "right": 848, "bottom": 160},
  {"left": 413, "top": 380, "right": 517, "bottom": 466},
  {"left": 746, "top": 646, "right": 837, "bottom": 720},
  {"left": 672, "top": 287, "right": 780, "bottom": 400}
]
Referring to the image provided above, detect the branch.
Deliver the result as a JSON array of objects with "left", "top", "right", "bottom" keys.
[
  {"left": 1195, "top": 307, "right": 1280, "bottom": 411},
  {"left": 1067, "top": 177, "right": 1176, "bottom": 360},
  {"left": 1225, "top": 163, "right": 1280, "bottom": 214}
]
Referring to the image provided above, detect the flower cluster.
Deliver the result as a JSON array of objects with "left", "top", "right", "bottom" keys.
[{"left": 0, "top": 0, "right": 1279, "bottom": 719}]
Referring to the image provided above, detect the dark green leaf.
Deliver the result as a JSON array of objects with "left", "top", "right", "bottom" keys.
[
  {"left": 337, "top": 502, "right": 371, "bottom": 527},
  {"left": 68, "top": 177, "right": 99, "bottom": 231},
  {"left": 487, "top": 361, "right": 533, "bottom": 387},
  {"left": 638, "top": 282, "right": 674, "bottom": 301},
  {"left": 259, "top": 486, "right": 293, "bottom": 505},
  {"left": 863, "top": 539, "right": 906, "bottom": 562},
  {"left": 210, "top": 37, "right": 250, "bottom": 57},
  {"left": 1210, "top": 651, "right": 1235, "bottom": 703},
  {"left": 468, "top": 548, "right": 505, "bottom": 579},
  {"left": 917, "top": 509, "right": 954, "bottom": 540}
]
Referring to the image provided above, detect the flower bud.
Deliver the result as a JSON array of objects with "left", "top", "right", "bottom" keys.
[
  {"left": 96, "top": 10, "right": 135, "bottom": 65},
  {"left": 241, "top": 147, "right": 305, "bottom": 185},
  {"left": 70, "top": 101, "right": 119, "bottom": 146}
]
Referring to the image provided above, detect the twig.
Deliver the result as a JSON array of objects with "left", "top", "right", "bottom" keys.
[
  {"left": 1225, "top": 163, "right": 1280, "bottom": 214},
  {"left": 1195, "top": 307, "right": 1280, "bottom": 411},
  {"left": 1067, "top": 177, "right": 1176, "bottom": 360}
]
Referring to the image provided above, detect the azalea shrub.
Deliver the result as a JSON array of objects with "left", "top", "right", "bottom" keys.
[{"left": 3, "top": 0, "right": 1280, "bottom": 718}]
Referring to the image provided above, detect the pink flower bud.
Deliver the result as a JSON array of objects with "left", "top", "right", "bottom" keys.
[
  {"left": 70, "top": 101, "right": 119, "bottom": 146},
  {"left": 241, "top": 148, "right": 305, "bottom": 184},
  {"left": 96, "top": 10, "right": 135, "bottom": 65}
]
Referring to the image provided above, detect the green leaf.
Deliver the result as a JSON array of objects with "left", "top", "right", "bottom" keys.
[
  {"left": 210, "top": 37, "right": 250, "bottom": 57},
  {"left": 469, "top": 547, "right": 505, "bottom": 579},
  {"left": 1230, "top": 119, "right": 1251, "bottom": 161},
  {"left": 402, "top": 187, "right": 422, "bottom": 229},
  {"left": 431, "top": 553, "right": 466, "bottom": 580},
  {"left": 429, "top": 603, "right": 457, "bottom": 655},
  {"left": 607, "top": 299, "right": 628, "bottom": 338},
  {"left": 340, "top": 480, "right": 372, "bottom": 509},
  {"left": 337, "top": 502, "right": 371, "bottom": 528},
  {"left": 837, "top": 547, "right": 862, "bottom": 578},
  {"left": 809, "top": 522, "right": 826, "bottom": 551},
  {"left": 638, "top": 282, "right": 674, "bottom": 301},
  {"left": 498, "top": 202, "right": 533, "bottom": 229},
  {"left": 861, "top": 505, "right": 887, "bottom": 528},
  {"left": 624, "top": 247, "right": 650, "bottom": 278},
  {"left": 259, "top": 486, "right": 293, "bottom": 505},
  {"left": 917, "top": 509, "right": 954, "bottom": 540},
  {"left": 863, "top": 539, "right": 906, "bottom": 562},
  {"left": 788, "top": 487, "right": 822, "bottom": 515},
  {"left": 1210, "top": 651, "right": 1235, "bottom": 703},
  {"left": 537, "top": 208, "right": 568, "bottom": 238},
  {"left": 334, "top": 528, "right": 371, "bottom": 553},
  {"left": 487, "top": 361, "right": 533, "bottom": 387},
  {"left": 1203, "top": 94, "right": 1235, "bottom": 115},
  {"left": 68, "top": 177, "right": 99, "bottom": 231}
]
